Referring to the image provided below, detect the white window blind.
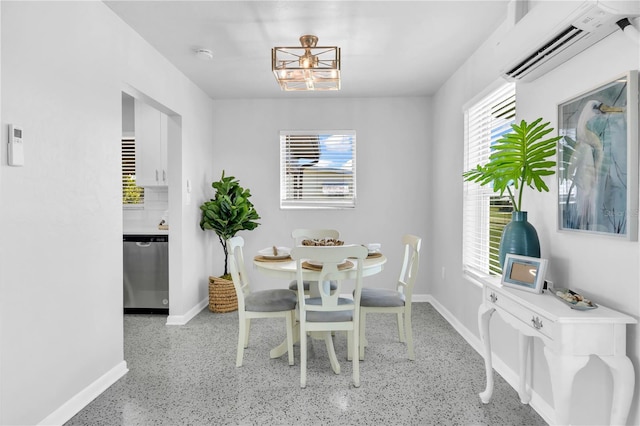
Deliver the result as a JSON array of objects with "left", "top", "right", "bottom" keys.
[
  {"left": 122, "top": 137, "right": 144, "bottom": 205},
  {"left": 463, "top": 83, "right": 515, "bottom": 277},
  {"left": 280, "top": 130, "right": 356, "bottom": 209}
]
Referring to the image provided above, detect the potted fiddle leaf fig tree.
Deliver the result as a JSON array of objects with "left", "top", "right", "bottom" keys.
[
  {"left": 200, "top": 170, "right": 260, "bottom": 312},
  {"left": 463, "top": 118, "right": 561, "bottom": 267}
]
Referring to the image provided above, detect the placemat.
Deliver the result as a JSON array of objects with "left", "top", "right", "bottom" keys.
[
  {"left": 349, "top": 252, "right": 383, "bottom": 259},
  {"left": 254, "top": 255, "right": 292, "bottom": 262},
  {"left": 301, "top": 260, "right": 354, "bottom": 271}
]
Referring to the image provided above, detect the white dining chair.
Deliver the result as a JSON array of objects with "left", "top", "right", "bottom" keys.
[
  {"left": 359, "top": 234, "right": 422, "bottom": 361},
  {"left": 228, "top": 236, "right": 297, "bottom": 367},
  {"left": 291, "top": 244, "right": 368, "bottom": 388},
  {"left": 288, "top": 228, "right": 340, "bottom": 295}
]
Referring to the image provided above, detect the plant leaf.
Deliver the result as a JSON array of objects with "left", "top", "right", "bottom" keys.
[{"left": 462, "top": 118, "right": 561, "bottom": 211}]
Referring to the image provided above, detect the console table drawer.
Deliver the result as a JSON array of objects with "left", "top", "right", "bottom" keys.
[{"left": 487, "top": 289, "right": 555, "bottom": 339}]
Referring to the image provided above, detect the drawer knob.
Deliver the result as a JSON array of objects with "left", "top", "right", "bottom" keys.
[
  {"left": 531, "top": 316, "right": 543, "bottom": 330},
  {"left": 489, "top": 292, "right": 498, "bottom": 303}
]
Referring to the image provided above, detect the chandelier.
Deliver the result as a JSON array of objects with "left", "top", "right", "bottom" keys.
[{"left": 272, "top": 35, "right": 341, "bottom": 91}]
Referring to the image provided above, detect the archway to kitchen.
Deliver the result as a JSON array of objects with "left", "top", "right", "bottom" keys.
[{"left": 121, "top": 85, "right": 183, "bottom": 325}]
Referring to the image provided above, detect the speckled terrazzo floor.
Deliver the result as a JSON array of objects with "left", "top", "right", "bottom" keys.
[{"left": 65, "top": 303, "right": 547, "bottom": 426}]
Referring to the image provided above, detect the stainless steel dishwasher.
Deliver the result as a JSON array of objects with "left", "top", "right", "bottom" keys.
[{"left": 123, "top": 235, "right": 169, "bottom": 314}]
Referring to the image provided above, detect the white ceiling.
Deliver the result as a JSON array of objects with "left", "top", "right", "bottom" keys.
[{"left": 105, "top": 1, "right": 510, "bottom": 100}]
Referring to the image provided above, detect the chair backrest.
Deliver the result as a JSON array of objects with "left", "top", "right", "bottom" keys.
[
  {"left": 397, "top": 234, "right": 422, "bottom": 302},
  {"left": 228, "top": 236, "right": 250, "bottom": 311},
  {"left": 291, "top": 228, "right": 340, "bottom": 246},
  {"left": 290, "top": 245, "right": 368, "bottom": 316}
]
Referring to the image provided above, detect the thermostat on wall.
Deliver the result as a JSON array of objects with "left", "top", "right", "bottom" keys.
[{"left": 8, "top": 124, "right": 24, "bottom": 166}]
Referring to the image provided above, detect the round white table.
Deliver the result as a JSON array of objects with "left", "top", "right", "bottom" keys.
[{"left": 253, "top": 254, "right": 387, "bottom": 281}]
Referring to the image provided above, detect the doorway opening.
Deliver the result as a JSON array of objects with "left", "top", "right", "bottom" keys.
[{"left": 121, "top": 88, "right": 182, "bottom": 320}]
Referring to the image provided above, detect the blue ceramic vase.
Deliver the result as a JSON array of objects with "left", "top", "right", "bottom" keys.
[{"left": 499, "top": 211, "right": 540, "bottom": 267}]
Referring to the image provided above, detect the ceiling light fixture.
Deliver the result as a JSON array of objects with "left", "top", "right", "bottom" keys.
[{"left": 272, "top": 35, "right": 341, "bottom": 91}]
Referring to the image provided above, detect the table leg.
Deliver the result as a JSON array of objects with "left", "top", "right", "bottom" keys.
[
  {"left": 518, "top": 333, "right": 532, "bottom": 404},
  {"left": 269, "top": 327, "right": 330, "bottom": 359},
  {"left": 270, "top": 322, "right": 300, "bottom": 359},
  {"left": 309, "top": 280, "right": 331, "bottom": 298},
  {"left": 325, "top": 332, "right": 340, "bottom": 374},
  {"left": 478, "top": 303, "right": 495, "bottom": 403},
  {"left": 599, "top": 355, "right": 635, "bottom": 426},
  {"left": 543, "top": 347, "right": 589, "bottom": 426}
]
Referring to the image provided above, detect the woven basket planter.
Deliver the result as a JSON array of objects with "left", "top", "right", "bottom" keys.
[{"left": 208, "top": 276, "right": 238, "bottom": 313}]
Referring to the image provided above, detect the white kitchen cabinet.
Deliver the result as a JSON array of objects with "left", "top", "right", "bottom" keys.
[{"left": 134, "top": 100, "right": 168, "bottom": 187}]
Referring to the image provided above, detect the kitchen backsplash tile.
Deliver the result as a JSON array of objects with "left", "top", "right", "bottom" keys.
[{"left": 123, "top": 187, "right": 168, "bottom": 231}]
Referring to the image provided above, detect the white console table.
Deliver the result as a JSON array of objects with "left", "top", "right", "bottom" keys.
[{"left": 477, "top": 275, "right": 636, "bottom": 425}]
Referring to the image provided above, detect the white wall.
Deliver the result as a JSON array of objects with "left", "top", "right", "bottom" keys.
[
  {"left": 430, "top": 5, "right": 640, "bottom": 426},
  {"left": 520, "top": 33, "right": 640, "bottom": 426},
  {"left": 210, "top": 97, "right": 431, "bottom": 293},
  {"left": 0, "top": 2, "right": 214, "bottom": 424}
]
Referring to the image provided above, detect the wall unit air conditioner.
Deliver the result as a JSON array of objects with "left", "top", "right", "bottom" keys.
[{"left": 497, "top": 0, "right": 640, "bottom": 82}]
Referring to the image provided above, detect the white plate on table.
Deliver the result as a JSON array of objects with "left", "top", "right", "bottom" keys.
[
  {"left": 367, "top": 243, "right": 381, "bottom": 254},
  {"left": 258, "top": 246, "right": 291, "bottom": 260}
]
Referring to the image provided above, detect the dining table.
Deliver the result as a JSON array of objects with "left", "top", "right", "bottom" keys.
[
  {"left": 253, "top": 249, "right": 388, "bottom": 359},
  {"left": 253, "top": 251, "right": 387, "bottom": 281}
]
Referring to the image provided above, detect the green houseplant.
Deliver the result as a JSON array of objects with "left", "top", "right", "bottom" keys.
[
  {"left": 463, "top": 118, "right": 561, "bottom": 266},
  {"left": 200, "top": 170, "right": 261, "bottom": 279}
]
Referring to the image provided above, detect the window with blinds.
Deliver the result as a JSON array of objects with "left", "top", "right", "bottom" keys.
[
  {"left": 280, "top": 131, "right": 356, "bottom": 209},
  {"left": 122, "top": 137, "right": 144, "bottom": 206},
  {"left": 463, "top": 83, "right": 515, "bottom": 277}
]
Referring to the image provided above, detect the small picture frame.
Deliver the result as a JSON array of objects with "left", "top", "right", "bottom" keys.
[{"left": 501, "top": 254, "right": 548, "bottom": 294}]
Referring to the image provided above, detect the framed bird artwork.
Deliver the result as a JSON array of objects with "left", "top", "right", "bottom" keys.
[{"left": 557, "top": 70, "right": 638, "bottom": 240}]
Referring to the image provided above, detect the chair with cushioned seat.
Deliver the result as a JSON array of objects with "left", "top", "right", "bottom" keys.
[
  {"left": 359, "top": 234, "right": 422, "bottom": 361},
  {"left": 228, "top": 236, "right": 297, "bottom": 367},
  {"left": 291, "top": 244, "right": 368, "bottom": 388},
  {"left": 288, "top": 228, "right": 340, "bottom": 295}
]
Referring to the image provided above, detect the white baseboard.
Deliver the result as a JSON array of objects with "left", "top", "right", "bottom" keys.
[
  {"left": 424, "top": 295, "right": 555, "bottom": 425},
  {"left": 412, "top": 293, "right": 429, "bottom": 303},
  {"left": 166, "top": 298, "right": 208, "bottom": 325},
  {"left": 38, "top": 361, "right": 128, "bottom": 426},
  {"left": 36, "top": 298, "right": 208, "bottom": 425}
]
